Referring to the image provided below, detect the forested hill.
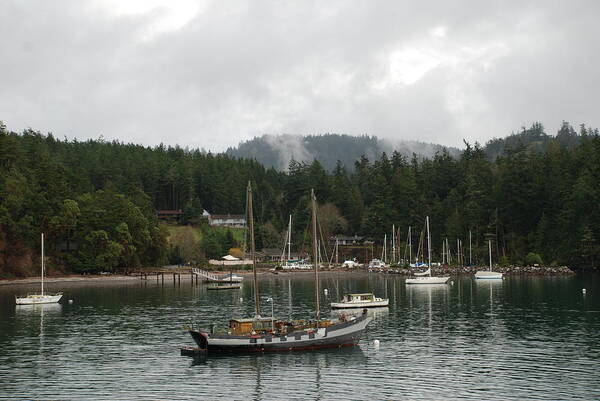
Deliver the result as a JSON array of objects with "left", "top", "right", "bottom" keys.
[
  {"left": 1, "top": 120, "right": 599, "bottom": 278},
  {"left": 484, "top": 121, "right": 590, "bottom": 160},
  {"left": 227, "top": 123, "right": 594, "bottom": 170},
  {"left": 225, "top": 134, "right": 461, "bottom": 171}
]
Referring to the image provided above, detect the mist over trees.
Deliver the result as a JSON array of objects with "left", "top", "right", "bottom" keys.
[
  {"left": 0, "top": 121, "right": 598, "bottom": 277},
  {"left": 226, "top": 134, "right": 461, "bottom": 171}
]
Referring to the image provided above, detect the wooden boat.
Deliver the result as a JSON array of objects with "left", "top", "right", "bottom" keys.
[
  {"left": 406, "top": 217, "right": 450, "bottom": 285},
  {"left": 331, "top": 293, "right": 389, "bottom": 309},
  {"left": 16, "top": 234, "right": 63, "bottom": 305},
  {"left": 475, "top": 241, "right": 504, "bottom": 279},
  {"left": 187, "top": 185, "right": 372, "bottom": 353}
]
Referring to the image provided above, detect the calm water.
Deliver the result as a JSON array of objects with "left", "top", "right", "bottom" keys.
[{"left": 0, "top": 272, "right": 599, "bottom": 400}]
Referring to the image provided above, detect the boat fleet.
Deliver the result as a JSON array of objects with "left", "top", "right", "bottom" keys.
[
  {"left": 187, "top": 184, "right": 379, "bottom": 353},
  {"left": 15, "top": 186, "right": 503, "bottom": 359}
]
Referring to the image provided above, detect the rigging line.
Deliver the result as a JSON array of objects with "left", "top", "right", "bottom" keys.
[
  {"left": 316, "top": 212, "right": 330, "bottom": 265},
  {"left": 416, "top": 229, "right": 424, "bottom": 262},
  {"left": 299, "top": 213, "right": 312, "bottom": 260},
  {"left": 403, "top": 228, "right": 410, "bottom": 262},
  {"left": 279, "top": 223, "right": 289, "bottom": 263}
]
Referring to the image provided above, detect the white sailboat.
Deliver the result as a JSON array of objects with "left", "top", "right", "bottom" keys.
[
  {"left": 406, "top": 217, "right": 450, "bottom": 285},
  {"left": 15, "top": 234, "right": 63, "bottom": 305},
  {"left": 475, "top": 240, "right": 504, "bottom": 279}
]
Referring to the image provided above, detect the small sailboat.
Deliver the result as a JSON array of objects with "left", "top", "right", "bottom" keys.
[
  {"left": 475, "top": 240, "right": 504, "bottom": 279},
  {"left": 15, "top": 234, "right": 63, "bottom": 305},
  {"left": 187, "top": 185, "right": 372, "bottom": 353},
  {"left": 406, "top": 217, "right": 450, "bottom": 285}
]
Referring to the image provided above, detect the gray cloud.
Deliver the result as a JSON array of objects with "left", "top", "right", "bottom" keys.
[{"left": 1, "top": 0, "right": 598, "bottom": 151}]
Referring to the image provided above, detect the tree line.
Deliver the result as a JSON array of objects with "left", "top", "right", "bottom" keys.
[{"left": 0, "top": 121, "right": 598, "bottom": 277}]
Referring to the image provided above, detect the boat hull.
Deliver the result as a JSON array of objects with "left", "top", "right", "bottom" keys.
[
  {"left": 207, "top": 285, "right": 241, "bottom": 290},
  {"left": 405, "top": 276, "right": 450, "bottom": 284},
  {"left": 189, "top": 312, "right": 372, "bottom": 353},
  {"left": 475, "top": 271, "right": 503, "bottom": 279},
  {"left": 15, "top": 293, "right": 63, "bottom": 305},
  {"left": 331, "top": 300, "right": 389, "bottom": 309}
]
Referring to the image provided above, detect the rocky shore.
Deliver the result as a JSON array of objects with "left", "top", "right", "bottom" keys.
[{"left": 378, "top": 265, "right": 575, "bottom": 275}]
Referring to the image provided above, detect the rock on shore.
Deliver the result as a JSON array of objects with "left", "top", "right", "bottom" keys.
[{"left": 378, "top": 265, "right": 574, "bottom": 275}]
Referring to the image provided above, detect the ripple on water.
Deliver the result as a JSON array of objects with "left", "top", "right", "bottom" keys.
[{"left": 0, "top": 274, "right": 599, "bottom": 400}]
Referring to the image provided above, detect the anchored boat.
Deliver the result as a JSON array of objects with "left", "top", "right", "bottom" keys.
[
  {"left": 331, "top": 293, "right": 389, "bottom": 309},
  {"left": 475, "top": 240, "right": 504, "bottom": 280},
  {"left": 16, "top": 234, "right": 63, "bottom": 305},
  {"left": 187, "top": 185, "right": 372, "bottom": 353},
  {"left": 406, "top": 217, "right": 450, "bottom": 285}
]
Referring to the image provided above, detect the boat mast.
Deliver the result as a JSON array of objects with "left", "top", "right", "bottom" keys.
[
  {"left": 335, "top": 238, "right": 339, "bottom": 264},
  {"left": 488, "top": 240, "right": 492, "bottom": 271},
  {"left": 426, "top": 216, "right": 431, "bottom": 277},
  {"left": 469, "top": 230, "right": 472, "bottom": 266},
  {"left": 391, "top": 225, "right": 395, "bottom": 263},
  {"left": 41, "top": 233, "right": 44, "bottom": 296},
  {"left": 287, "top": 214, "right": 292, "bottom": 262},
  {"left": 248, "top": 182, "right": 260, "bottom": 317},
  {"left": 408, "top": 226, "right": 412, "bottom": 265},
  {"left": 442, "top": 239, "right": 445, "bottom": 265},
  {"left": 311, "top": 189, "right": 320, "bottom": 326}
]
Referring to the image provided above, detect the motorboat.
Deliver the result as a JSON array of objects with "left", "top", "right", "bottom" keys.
[{"left": 331, "top": 293, "right": 389, "bottom": 309}]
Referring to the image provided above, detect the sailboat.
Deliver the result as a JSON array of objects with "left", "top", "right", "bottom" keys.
[
  {"left": 475, "top": 240, "right": 504, "bottom": 279},
  {"left": 15, "top": 234, "right": 63, "bottom": 305},
  {"left": 405, "top": 217, "right": 450, "bottom": 285},
  {"left": 187, "top": 185, "right": 372, "bottom": 353}
]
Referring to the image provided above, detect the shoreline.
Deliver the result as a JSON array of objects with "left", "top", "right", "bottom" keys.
[{"left": 0, "top": 265, "right": 578, "bottom": 286}]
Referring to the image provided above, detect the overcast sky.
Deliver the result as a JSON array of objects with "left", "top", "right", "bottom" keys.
[{"left": 1, "top": 0, "right": 598, "bottom": 151}]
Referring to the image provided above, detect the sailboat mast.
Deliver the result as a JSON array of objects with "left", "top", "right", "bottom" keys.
[
  {"left": 335, "top": 238, "right": 339, "bottom": 264},
  {"left": 41, "top": 233, "right": 44, "bottom": 296},
  {"left": 391, "top": 225, "right": 395, "bottom": 263},
  {"left": 442, "top": 239, "right": 445, "bottom": 265},
  {"left": 311, "top": 189, "right": 320, "bottom": 325},
  {"left": 489, "top": 240, "right": 492, "bottom": 271},
  {"left": 469, "top": 230, "right": 472, "bottom": 266},
  {"left": 287, "top": 215, "right": 292, "bottom": 262},
  {"left": 408, "top": 226, "right": 412, "bottom": 264},
  {"left": 248, "top": 182, "right": 260, "bottom": 317},
  {"left": 426, "top": 216, "right": 431, "bottom": 277}
]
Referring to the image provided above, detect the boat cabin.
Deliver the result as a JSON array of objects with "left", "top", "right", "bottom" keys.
[
  {"left": 342, "top": 293, "right": 375, "bottom": 302},
  {"left": 229, "top": 317, "right": 274, "bottom": 335}
]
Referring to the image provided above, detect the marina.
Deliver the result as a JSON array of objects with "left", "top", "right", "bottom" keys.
[{"left": 1, "top": 272, "right": 598, "bottom": 400}]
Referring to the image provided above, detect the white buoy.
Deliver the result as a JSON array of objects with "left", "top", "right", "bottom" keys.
[
  {"left": 68, "top": 299, "right": 73, "bottom": 304},
  {"left": 373, "top": 339, "right": 380, "bottom": 349},
  {"left": 239, "top": 297, "right": 243, "bottom": 302},
  {"left": 324, "top": 289, "right": 328, "bottom": 295},
  {"left": 451, "top": 281, "right": 454, "bottom": 285},
  {"left": 582, "top": 289, "right": 586, "bottom": 294}
]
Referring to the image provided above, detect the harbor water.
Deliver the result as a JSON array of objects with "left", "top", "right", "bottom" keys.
[{"left": 0, "top": 272, "right": 599, "bottom": 400}]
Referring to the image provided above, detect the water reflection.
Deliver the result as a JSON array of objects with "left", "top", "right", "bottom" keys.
[
  {"left": 0, "top": 273, "right": 598, "bottom": 401},
  {"left": 330, "top": 306, "right": 389, "bottom": 320}
]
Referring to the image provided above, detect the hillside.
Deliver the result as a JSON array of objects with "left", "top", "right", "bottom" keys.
[{"left": 226, "top": 134, "right": 461, "bottom": 171}]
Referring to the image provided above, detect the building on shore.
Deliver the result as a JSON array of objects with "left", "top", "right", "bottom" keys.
[{"left": 205, "top": 212, "right": 246, "bottom": 228}]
